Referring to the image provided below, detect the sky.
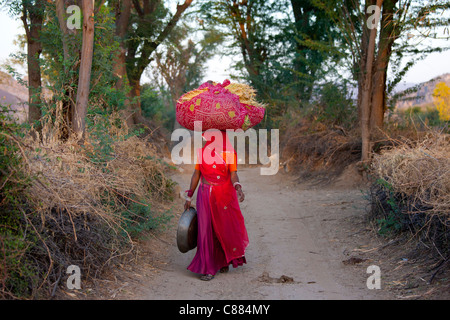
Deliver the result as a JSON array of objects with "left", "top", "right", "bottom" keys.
[{"left": 1, "top": 9, "right": 449, "bottom": 87}]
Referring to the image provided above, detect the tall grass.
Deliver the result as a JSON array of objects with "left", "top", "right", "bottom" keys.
[{"left": 0, "top": 108, "right": 176, "bottom": 299}]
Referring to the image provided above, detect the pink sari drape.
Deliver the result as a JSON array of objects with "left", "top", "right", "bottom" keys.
[{"left": 187, "top": 131, "right": 249, "bottom": 275}]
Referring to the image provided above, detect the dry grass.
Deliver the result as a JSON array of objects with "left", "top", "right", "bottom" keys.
[
  {"left": 1, "top": 118, "right": 176, "bottom": 299},
  {"left": 225, "top": 82, "right": 265, "bottom": 108},
  {"left": 371, "top": 131, "right": 450, "bottom": 218},
  {"left": 368, "top": 130, "right": 450, "bottom": 267},
  {"left": 280, "top": 120, "right": 362, "bottom": 182}
]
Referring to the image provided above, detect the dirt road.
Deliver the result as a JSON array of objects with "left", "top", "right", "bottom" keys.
[{"left": 109, "top": 166, "right": 394, "bottom": 300}]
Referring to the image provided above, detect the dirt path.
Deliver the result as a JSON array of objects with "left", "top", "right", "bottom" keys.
[{"left": 108, "top": 166, "right": 395, "bottom": 300}]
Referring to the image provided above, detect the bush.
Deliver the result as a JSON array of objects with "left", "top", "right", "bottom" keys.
[
  {"left": 0, "top": 108, "right": 176, "bottom": 299},
  {"left": 0, "top": 105, "right": 40, "bottom": 298},
  {"left": 140, "top": 84, "right": 175, "bottom": 131},
  {"left": 368, "top": 131, "right": 450, "bottom": 256},
  {"left": 313, "top": 82, "right": 356, "bottom": 129},
  {"left": 394, "top": 105, "right": 449, "bottom": 131}
]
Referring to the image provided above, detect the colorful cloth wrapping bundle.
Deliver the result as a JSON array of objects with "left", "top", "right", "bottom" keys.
[{"left": 176, "top": 79, "right": 265, "bottom": 131}]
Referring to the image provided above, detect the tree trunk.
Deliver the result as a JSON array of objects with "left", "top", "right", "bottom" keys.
[
  {"left": 21, "top": 0, "right": 45, "bottom": 127},
  {"left": 55, "top": 0, "right": 79, "bottom": 64},
  {"left": 113, "top": 0, "right": 133, "bottom": 126},
  {"left": 129, "top": 78, "right": 143, "bottom": 125},
  {"left": 73, "top": 0, "right": 95, "bottom": 141},
  {"left": 25, "top": 26, "right": 42, "bottom": 125},
  {"left": 360, "top": 0, "right": 384, "bottom": 163},
  {"left": 357, "top": 0, "right": 376, "bottom": 125},
  {"left": 290, "top": 0, "right": 317, "bottom": 102},
  {"left": 113, "top": 0, "right": 192, "bottom": 127},
  {"left": 55, "top": 0, "right": 80, "bottom": 140},
  {"left": 228, "top": 0, "right": 264, "bottom": 85},
  {"left": 370, "top": 0, "right": 399, "bottom": 130}
]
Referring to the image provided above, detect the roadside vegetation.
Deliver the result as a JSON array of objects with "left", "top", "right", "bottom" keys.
[{"left": 0, "top": 0, "right": 448, "bottom": 298}]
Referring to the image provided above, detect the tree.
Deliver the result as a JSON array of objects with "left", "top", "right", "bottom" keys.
[
  {"left": 200, "top": 0, "right": 347, "bottom": 114},
  {"left": 53, "top": 0, "right": 81, "bottom": 139},
  {"left": 153, "top": 25, "right": 223, "bottom": 130},
  {"left": 335, "top": 0, "right": 399, "bottom": 140},
  {"left": 113, "top": 0, "right": 193, "bottom": 127},
  {"left": 42, "top": 0, "right": 122, "bottom": 141},
  {"left": 199, "top": 0, "right": 283, "bottom": 92},
  {"left": 360, "top": 0, "right": 384, "bottom": 163},
  {"left": 1, "top": 0, "right": 46, "bottom": 126},
  {"left": 369, "top": 0, "right": 401, "bottom": 129},
  {"left": 55, "top": 0, "right": 78, "bottom": 67},
  {"left": 154, "top": 32, "right": 194, "bottom": 115},
  {"left": 22, "top": 0, "right": 45, "bottom": 126},
  {"left": 73, "top": 0, "right": 95, "bottom": 141},
  {"left": 326, "top": 0, "right": 449, "bottom": 162},
  {"left": 289, "top": 0, "right": 342, "bottom": 102},
  {"left": 433, "top": 82, "right": 450, "bottom": 121}
]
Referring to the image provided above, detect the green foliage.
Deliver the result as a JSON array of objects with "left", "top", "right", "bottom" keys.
[
  {"left": 124, "top": 0, "right": 170, "bottom": 82},
  {"left": 199, "top": 1, "right": 289, "bottom": 93},
  {"left": 288, "top": 0, "right": 347, "bottom": 101},
  {"left": 0, "top": 105, "right": 38, "bottom": 298},
  {"left": 314, "top": 82, "right": 356, "bottom": 128},
  {"left": 0, "top": 2, "right": 171, "bottom": 290},
  {"left": 372, "top": 179, "right": 404, "bottom": 236},
  {"left": 150, "top": 21, "right": 225, "bottom": 129},
  {"left": 394, "top": 105, "right": 449, "bottom": 132},
  {"left": 376, "top": 213, "right": 403, "bottom": 236},
  {"left": 39, "top": 2, "right": 127, "bottom": 136},
  {"left": 120, "top": 199, "right": 173, "bottom": 238},
  {"left": 140, "top": 84, "right": 174, "bottom": 131},
  {"left": 89, "top": 5, "right": 128, "bottom": 110},
  {"left": 276, "top": 81, "right": 356, "bottom": 132},
  {"left": 196, "top": 0, "right": 352, "bottom": 133},
  {"left": 85, "top": 109, "right": 116, "bottom": 166}
]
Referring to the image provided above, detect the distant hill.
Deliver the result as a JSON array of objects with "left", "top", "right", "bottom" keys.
[
  {"left": 394, "top": 73, "right": 450, "bottom": 110},
  {"left": 0, "top": 70, "right": 28, "bottom": 122},
  {"left": 392, "top": 81, "right": 417, "bottom": 93}
]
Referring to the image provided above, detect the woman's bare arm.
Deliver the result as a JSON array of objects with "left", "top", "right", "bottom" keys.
[
  {"left": 184, "top": 169, "right": 201, "bottom": 210},
  {"left": 230, "top": 171, "right": 245, "bottom": 202}
]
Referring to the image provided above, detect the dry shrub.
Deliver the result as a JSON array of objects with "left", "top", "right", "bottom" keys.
[
  {"left": 27, "top": 135, "right": 173, "bottom": 222},
  {"left": 1, "top": 125, "right": 176, "bottom": 299},
  {"left": 371, "top": 132, "right": 450, "bottom": 216},
  {"left": 369, "top": 131, "right": 450, "bottom": 258},
  {"left": 280, "top": 120, "right": 361, "bottom": 182}
]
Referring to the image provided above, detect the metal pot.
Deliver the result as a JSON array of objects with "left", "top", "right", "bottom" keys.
[{"left": 176, "top": 207, "right": 198, "bottom": 253}]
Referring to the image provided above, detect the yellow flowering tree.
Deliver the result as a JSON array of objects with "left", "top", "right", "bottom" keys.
[{"left": 432, "top": 82, "right": 450, "bottom": 121}]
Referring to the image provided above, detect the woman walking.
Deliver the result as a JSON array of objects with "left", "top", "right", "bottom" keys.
[
  {"left": 184, "top": 130, "right": 248, "bottom": 280},
  {"left": 176, "top": 79, "right": 264, "bottom": 281}
]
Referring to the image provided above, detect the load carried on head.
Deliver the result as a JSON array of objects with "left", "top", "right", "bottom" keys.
[{"left": 176, "top": 79, "right": 265, "bottom": 131}]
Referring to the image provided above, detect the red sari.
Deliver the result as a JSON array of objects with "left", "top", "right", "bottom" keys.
[{"left": 187, "top": 130, "right": 249, "bottom": 275}]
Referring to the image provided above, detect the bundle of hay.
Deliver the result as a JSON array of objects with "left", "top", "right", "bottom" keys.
[
  {"left": 369, "top": 131, "right": 450, "bottom": 255},
  {"left": 371, "top": 132, "right": 450, "bottom": 217},
  {"left": 176, "top": 79, "right": 265, "bottom": 131}
]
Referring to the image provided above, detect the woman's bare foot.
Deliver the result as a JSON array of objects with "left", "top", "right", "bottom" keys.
[
  {"left": 200, "top": 274, "right": 214, "bottom": 281},
  {"left": 220, "top": 266, "right": 229, "bottom": 273}
]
